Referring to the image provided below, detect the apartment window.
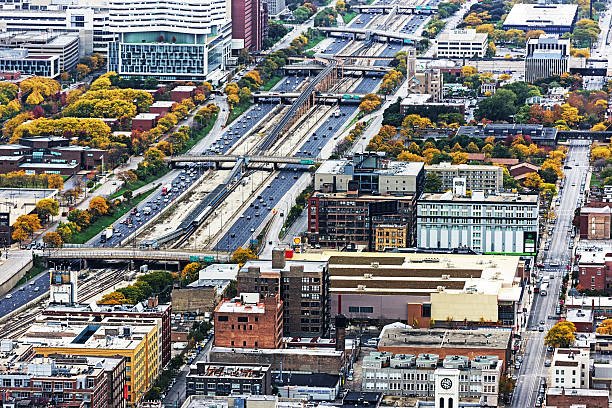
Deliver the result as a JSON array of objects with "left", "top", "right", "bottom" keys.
[
  {"left": 2, "top": 379, "right": 10, "bottom": 387},
  {"left": 218, "top": 315, "right": 229, "bottom": 322},
  {"left": 237, "top": 317, "right": 248, "bottom": 323}
]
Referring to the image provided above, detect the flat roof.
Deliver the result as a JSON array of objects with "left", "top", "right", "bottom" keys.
[
  {"left": 312, "top": 192, "right": 415, "bottom": 201},
  {"left": 20, "top": 163, "right": 79, "bottom": 169},
  {"left": 274, "top": 372, "right": 339, "bottom": 388},
  {"left": 44, "top": 300, "right": 170, "bottom": 315},
  {"left": 504, "top": 3, "right": 578, "bottom": 27},
  {"left": 425, "top": 163, "right": 502, "bottom": 171},
  {"left": 378, "top": 328, "right": 511, "bottom": 350},
  {"left": 293, "top": 251, "right": 522, "bottom": 299},
  {"left": 420, "top": 191, "right": 538, "bottom": 203},
  {"left": 211, "top": 346, "right": 343, "bottom": 357},
  {"left": 133, "top": 113, "right": 159, "bottom": 120},
  {"left": 172, "top": 85, "right": 196, "bottom": 92},
  {"left": 216, "top": 299, "right": 272, "bottom": 314},
  {"left": 189, "top": 362, "right": 270, "bottom": 378},
  {"left": 566, "top": 308, "right": 593, "bottom": 323},
  {"left": 241, "top": 259, "right": 327, "bottom": 275},
  {"left": 576, "top": 240, "right": 612, "bottom": 265},
  {"left": 566, "top": 295, "right": 612, "bottom": 309},
  {"left": 151, "top": 101, "right": 176, "bottom": 108},
  {"left": 316, "top": 158, "right": 423, "bottom": 178},
  {"left": 547, "top": 387, "right": 608, "bottom": 397},
  {"left": 438, "top": 29, "right": 487, "bottom": 42},
  {"left": 0, "top": 155, "right": 23, "bottom": 161}
]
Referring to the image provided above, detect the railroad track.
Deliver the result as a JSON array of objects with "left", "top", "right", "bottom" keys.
[{"left": 0, "top": 269, "right": 127, "bottom": 338}]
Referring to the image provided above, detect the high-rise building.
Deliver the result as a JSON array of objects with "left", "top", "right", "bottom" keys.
[
  {"left": 231, "top": 0, "right": 266, "bottom": 51},
  {"left": 107, "top": 0, "right": 231, "bottom": 81},
  {"left": 263, "top": 0, "right": 285, "bottom": 16},
  {"left": 0, "top": 0, "right": 114, "bottom": 56},
  {"left": 525, "top": 34, "right": 570, "bottom": 82}
]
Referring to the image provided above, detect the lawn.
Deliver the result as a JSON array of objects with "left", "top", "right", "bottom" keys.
[
  {"left": 227, "top": 101, "right": 252, "bottom": 125},
  {"left": 17, "top": 256, "right": 46, "bottom": 286},
  {"left": 261, "top": 75, "right": 283, "bottom": 91},
  {"left": 71, "top": 187, "right": 156, "bottom": 244},
  {"left": 342, "top": 11, "right": 357, "bottom": 24},
  {"left": 304, "top": 32, "right": 326, "bottom": 51}
]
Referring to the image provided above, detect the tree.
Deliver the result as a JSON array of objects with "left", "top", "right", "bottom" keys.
[
  {"left": 47, "top": 174, "right": 64, "bottom": 190},
  {"left": 181, "top": 262, "right": 201, "bottom": 283},
  {"left": 523, "top": 172, "right": 543, "bottom": 190},
  {"left": 35, "top": 198, "right": 59, "bottom": 222},
  {"left": 98, "top": 291, "right": 129, "bottom": 305},
  {"left": 11, "top": 214, "right": 42, "bottom": 243},
  {"left": 89, "top": 196, "right": 110, "bottom": 216},
  {"left": 424, "top": 173, "right": 443, "bottom": 193},
  {"left": 359, "top": 94, "right": 382, "bottom": 113},
  {"left": 461, "top": 66, "right": 477, "bottom": 77},
  {"left": 231, "top": 247, "right": 258, "bottom": 265},
  {"left": 545, "top": 321, "right": 576, "bottom": 348},
  {"left": 42, "top": 232, "right": 63, "bottom": 248},
  {"left": 76, "top": 63, "right": 91, "bottom": 79},
  {"left": 123, "top": 190, "right": 133, "bottom": 201},
  {"left": 466, "top": 142, "right": 480, "bottom": 153},
  {"left": 597, "top": 319, "right": 612, "bottom": 334},
  {"left": 475, "top": 89, "right": 518, "bottom": 121}
]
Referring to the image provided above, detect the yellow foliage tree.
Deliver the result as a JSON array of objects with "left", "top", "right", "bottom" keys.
[
  {"left": 98, "top": 291, "right": 129, "bottom": 305},
  {"left": 231, "top": 247, "right": 258, "bottom": 265},
  {"left": 89, "top": 196, "right": 110, "bottom": 216}
]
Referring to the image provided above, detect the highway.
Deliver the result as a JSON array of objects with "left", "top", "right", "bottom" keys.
[
  {"left": 0, "top": 273, "right": 49, "bottom": 317},
  {"left": 511, "top": 140, "right": 591, "bottom": 408},
  {"left": 214, "top": 40, "right": 408, "bottom": 251}
]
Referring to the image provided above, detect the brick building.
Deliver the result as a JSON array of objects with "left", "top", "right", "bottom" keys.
[
  {"left": 237, "top": 249, "right": 329, "bottom": 336},
  {"left": 186, "top": 363, "right": 272, "bottom": 397},
  {"left": 214, "top": 293, "right": 283, "bottom": 349},
  {"left": 231, "top": 0, "right": 266, "bottom": 51},
  {"left": 377, "top": 328, "right": 512, "bottom": 370},
  {"left": 546, "top": 388, "right": 609, "bottom": 408},
  {"left": 148, "top": 101, "right": 175, "bottom": 117},
  {"left": 170, "top": 86, "right": 196, "bottom": 103},
  {"left": 42, "top": 297, "right": 172, "bottom": 367},
  {"left": 308, "top": 193, "right": 417, "bottom": 250},
  {"left": 132, "top": 113, "right": 159, "bottom": 131},
  {"left": 575, "top": 244, "right": 612, "bottom": 293},
  {"left": 579, "top": 206, "right": 612, "bottom": 239}
]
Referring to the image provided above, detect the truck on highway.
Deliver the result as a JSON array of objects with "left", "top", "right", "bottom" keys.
[
  {"left": 100, "top": 226, "right": 113, "bottom": 243},
  {"left": 161, "top": 184, "right": 172, "bottom": 196}
]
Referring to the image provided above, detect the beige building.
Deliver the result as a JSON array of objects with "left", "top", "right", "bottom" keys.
[
  {"left": 425, "top": 162, "right": 503, "bottom": 193},
  {"left": 374, "top": 225, "right": 408, "bottom": 251},
  {"left": 549, "top": 349, "right": 590, "bottom": 389},
  {"left": 436, "top": 29, "right": 488, "bottom": 58},
  {"left": 415, "top": 69, "right": 443, "bottom": 102}
]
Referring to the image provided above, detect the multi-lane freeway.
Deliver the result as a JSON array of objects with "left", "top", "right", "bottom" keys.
[{"left": 512, "top": 140, "right": 591, "bottom": 408}]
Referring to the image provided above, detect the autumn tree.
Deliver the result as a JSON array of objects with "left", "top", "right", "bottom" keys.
[
  {"left": 47, "top": 174, "right": 64, "bottom": 189},
  {"left": 523, "top": 172, "right": 543, "bottom": 190},
  {"left": 231, "top": 247, "right": 258, "bottom": 265},
  {"left": 42, "top": 231, "right": 63, "bottom": 248},
  {"left": 35, "top": 198, "right": 59, "bottom": 223},
  {"left": 181, "top": 262, "right": 201, "bottom": 283},
  {"left": 597, "top": 319, "right": 612, "bottom": 334},
  {"left": 89, "top": 196, "right": 110, "bottom": 216},
  {"left": 11, "top": 214, "right": 42, "bottom": 243},
  {"left": 545, "top": 321, "right": 576, "bottom": 348},
  {"left": 98, "top": 291, "right": 129, "bottom": 305},
  {"left": 359, "top": 93, "right": 382, "bottom": 113}
]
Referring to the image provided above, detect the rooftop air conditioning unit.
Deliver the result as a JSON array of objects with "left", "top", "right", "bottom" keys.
[
  {"left": 364, "top": 273, "right": 373, "bottom": 279},
  {"left": 357, "top": 285, "right": 367, "bottom": 291},
  {"left": 441, "top": 274, "right": 450, "bottom": 280},
  {"left": 436, "top": 286, "right": 445, "bottom": 292},
  {"left": 371, "top": 262, "right": 379, "bottom": 268}
]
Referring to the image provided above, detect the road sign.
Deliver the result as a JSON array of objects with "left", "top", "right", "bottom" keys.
[{"left": 293, "top": 237, "right": 302, "bottom": 245}]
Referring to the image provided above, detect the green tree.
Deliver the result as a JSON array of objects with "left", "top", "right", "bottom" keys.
[
  {"left": 424, "top": 173, "right": 443, "bottom": 193},
  {"left": 475, "top": 89, "right": 518, "bottom": 121}
]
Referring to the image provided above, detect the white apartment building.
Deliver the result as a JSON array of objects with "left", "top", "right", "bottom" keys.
[
  {"left": 417, "top": 189, "right": 540, "bottom": 255},
  {"left": 549, "top": 349, "right": 590, "bottom": 389},
  {"left": 436, "top": 29, "right": 488, "bottom": 58},
  {"left": 0, "top": 0, "right": 113, "bottom": 55},
  {"left": 362, "top": 352, "right": 501, "bottom": 407},
  {"left": 107, "top": 0, "right": 231, "bottom": 81},
  {"left": 425, "top": 163, "right": 503, "bottom": 193}
]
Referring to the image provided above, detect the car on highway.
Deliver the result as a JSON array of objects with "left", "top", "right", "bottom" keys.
[{"left": 539, "top": 326, "right": 545, "bottom": 332}]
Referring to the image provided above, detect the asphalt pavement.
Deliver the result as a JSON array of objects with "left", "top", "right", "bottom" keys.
[
  {"left": 0, "top": 273, "right": 49, "bottom": 317},
  {"left": 511, "top": 140, "right": 591, "bottom": 408}
]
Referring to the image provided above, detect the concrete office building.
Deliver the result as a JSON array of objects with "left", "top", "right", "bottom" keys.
[
  {"left": 435, "top": 29, "right": 488, "bottom": 58},
  {"left": 231, "top": 0, "right": 266, "bottom": 51},
  {"left": 417, "top": 189, "right": 539, "bottom": 255},
  {"left": 107, "top": 0, "right": 231, "bottom": 81},
  {"left": 0, "top": 49, "right": 60, "bottom": 78},
  {"left": 263, "top": 0, "right": 285, "bottom": 16},
  {"left": 425, "top": 163, "right": 503, "bottom": 193},
  {"left": 236, "top": 249, "right": 329, "bottom": 336},
  {"left": 314, "top": 153, "right": 424, "bottom": 196},
  {"left": 362, "top": 351, "right": 502, "bottom": 406},
  {"left": 0, "top": 0, "right": 113, "bottom": 56},
  {"left": 292, "top": 251, "right": 525, "bottom": 328},
  {"left": 186, "top": 362, "right": 272, "bottom": 397},
  {"left": 525, "top": 35, "right": 570, "bottom": 82},
  {"left": 503, "top": 3, "right": 579, "bottom": 34}
]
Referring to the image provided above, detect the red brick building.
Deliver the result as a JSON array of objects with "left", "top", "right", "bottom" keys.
[
  {"left": 576, "top": 249, "right": 612, "bottom": 293},
  {"left": 149, "top": 101, "right": 176, "bottom": 117},
  {"left": 231, "top": 0, "right": 265, "bottom": 51},
  {"left": 214, "top": 294, "right": 283, "bottom": 349},
  {"left": 579, "top": 206, "right": 612, "bottom": 239},
  {"left": 546, "top": 388, "right": 609, "bottom": 408},
  {"left": 132, "top": 113, "right": 159, "bottom": 131},
  {"left": 170, "top": 86, "right": 196, "bottom": 103}
]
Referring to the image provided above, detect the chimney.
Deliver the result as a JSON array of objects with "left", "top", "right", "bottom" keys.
[
  {"left": 335, "top": 314, "right": 348, "bottom": 351},
  {"left": 271, "top": 248, "right": 286, "bottom": 269},
  {"left": 147, "top": 296, "right": 158, "bottom": 308}
]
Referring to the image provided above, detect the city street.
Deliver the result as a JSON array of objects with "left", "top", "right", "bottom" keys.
[{"left": 511, "top": 140, "right": 591, "bottom": 408}]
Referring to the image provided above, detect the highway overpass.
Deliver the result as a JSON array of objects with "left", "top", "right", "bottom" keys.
[
  {"left": 352, "top": 4, "right": 438, "bottom": 14},
  {"left": 166, "top": 154, "right": 321, "bottom": 167},
  {"left": 284, "top": 63, "right": 390, "bottom": 75}
]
